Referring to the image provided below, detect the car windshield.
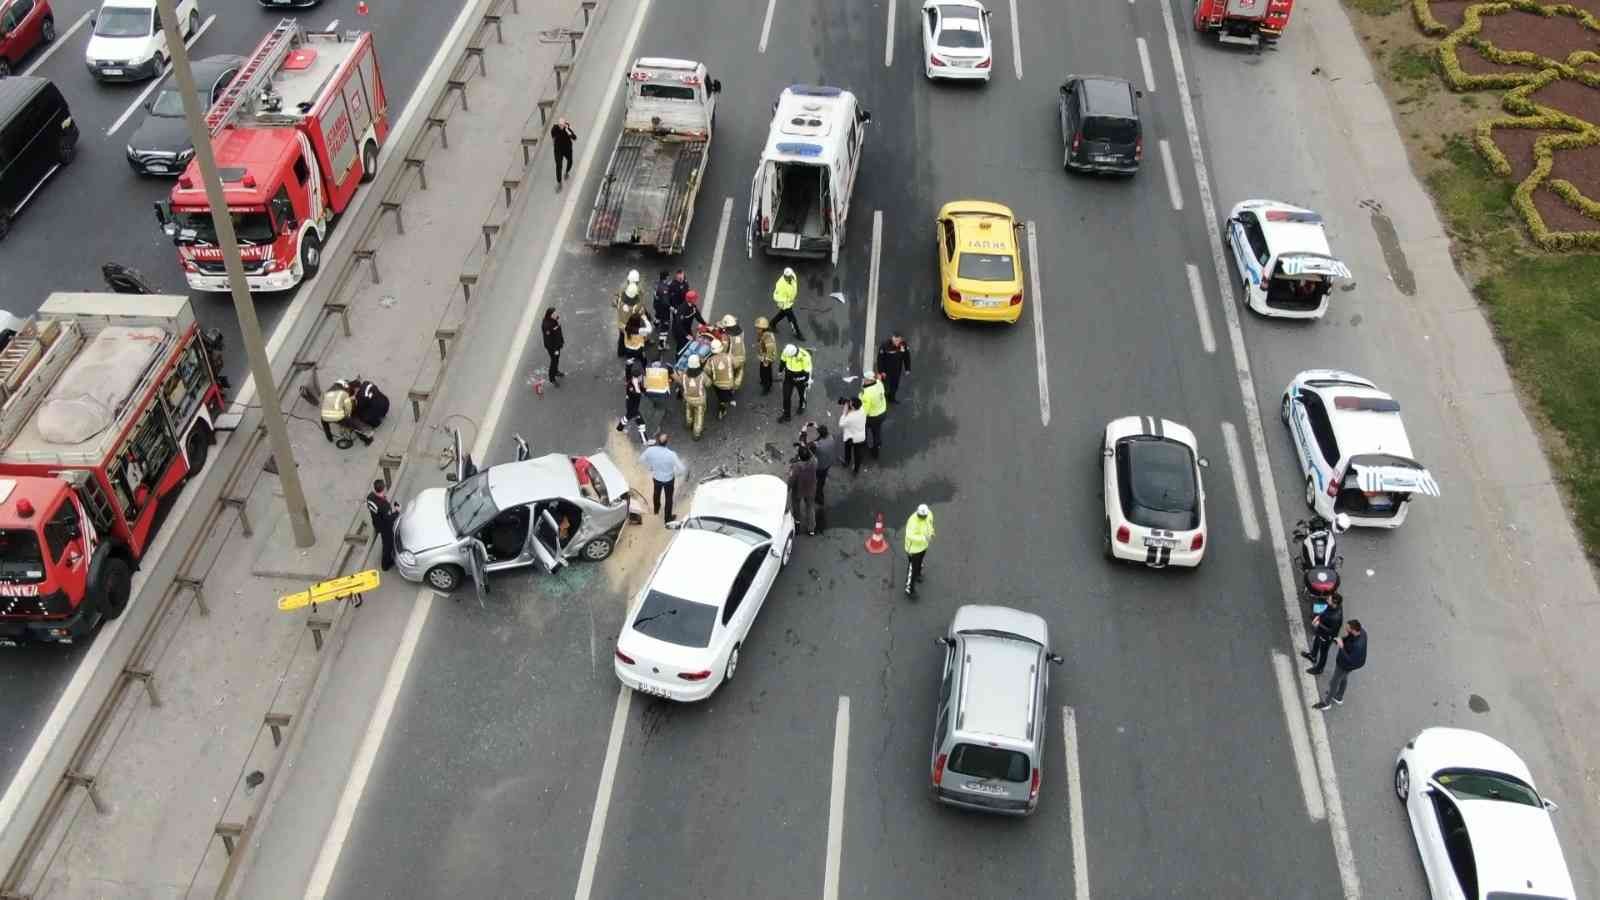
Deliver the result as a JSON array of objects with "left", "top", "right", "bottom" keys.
[
  {"left": 149, "top": 88, "right": 194, "bottom": 118},
  {"left": 170, "top": 209, "right": 277, "bottom": 245},
  {"left": 0, "top": 529, "right": 47, "bottom": 581},
  {"left": 957, "top": 251, "right": 1016, "bottom": 282},
  {"left": 1436, "top": 769, "right": 1542, "bottom": 807},
  {"left": 936, "top": 17, "right": 985, "bottom": 49},
  {"left": 630, "top": 590, "right": 718, "bottom": 648},
  {"left": 1083, "top": 116, "right": 1138, "bottom": 144},
  {"left": 1122, "top": 437, "right": 1199, "bottom": 530},
  {"left": 94, "top": 7, "right": 153, "bottom": 37},
  {"left": 446, "top": 473, "right": 500, "bottom": 538},
  {"left": 677, "top": 515, "right": 770, "bottom": 545},
  {"left": 948, "top": 744, "right": 1030, "bottom": 782}
]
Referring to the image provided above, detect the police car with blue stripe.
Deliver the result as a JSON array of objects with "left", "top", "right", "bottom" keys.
[{"left": 1226, "top": 199, "right": 1351, "bottom": 319}]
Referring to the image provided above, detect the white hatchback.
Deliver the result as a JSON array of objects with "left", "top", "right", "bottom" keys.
[
  {"left": 85, "top": 0, "right": 200, "bottom": 82},
  {"left": 1101, "top": 416, "right": 1207, "bottom": 568},
  {"left": 614, "top": 474, "right": 795, "bottom": 702},
  {"left": 921, "top": 0, "right": 992, "bottom": 80},
  {"left": 1395, "top": 728, "right": 1575, "bottom": 900}
]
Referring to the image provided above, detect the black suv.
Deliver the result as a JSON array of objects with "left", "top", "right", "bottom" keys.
[{"left": 1058, "top": 75, "right": 1142, "bottom": 175}]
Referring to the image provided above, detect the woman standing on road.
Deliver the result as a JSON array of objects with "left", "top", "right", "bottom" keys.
[{"left": 542, "top": 308, "right": 565, "bottom": 386}]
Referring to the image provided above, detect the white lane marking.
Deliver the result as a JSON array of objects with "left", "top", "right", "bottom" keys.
[
  {"left": 1272, "top": 651, "right": 1328, "bottom": 821},
  {"left": 758, "top": 0, "right": 777, "bottom": 53},
  {"left": 303, "top": 591, "right": 434, "bottom": 900},
  {"left": 574, "top": 686, "right": 633, "bottom": 900},
  {"left": 1157, "top": 0, "right": 1360, "bottom": 895},
  {"left": 1008, "top": 0, "right": 1023, "bottom": 79},
  {"left": 700, "top": 197, "right": 734, "bottom": 317},
  {"left": 1220, "top": 422, "right": 1260, "bottom": 541},
  {"left": 22, "top": 10, "right": 90, "bottom": 76},
  {"left": 1026, "top": 220, "right": 1050, "bottom": 427},
  {"left": 823, "top": 696, "right": 850, "bottom": 900},
  {"left": 1158, "top": 139, "right": 1182, "bottom": 211},
  {"left": 884, "top": 0, "right": 896, "bottom": 67},
  {"left": 1062, "top": 706, "right": 1090, "bottom": 900},
  {"left": 105, "top": 14, "right": 218, "bottom": 137},
  {"left": 862, "top": 210, "right": 883, "bottom": 373},
  {"left": 1185, "top": 262, "right": 1216, "bottom": 354},
  {"left": 1136, "top": 37, "right": 1156, "bottom": 93},
  {"left": 323, "top": 18, "right": 340, "bottom": 31}
]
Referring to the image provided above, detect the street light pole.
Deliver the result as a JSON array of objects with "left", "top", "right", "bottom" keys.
[{"left": 154, "top": 0, "right": 316, "bottom": 548}]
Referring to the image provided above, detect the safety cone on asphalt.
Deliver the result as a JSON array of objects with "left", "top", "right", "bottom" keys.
[{"left": 865, "top": 513, "right": 888, "bottom": 554}]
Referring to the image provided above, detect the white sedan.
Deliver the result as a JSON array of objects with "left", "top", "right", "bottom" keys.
[
  {"left": 614, "top": 474, "right": 795, "bottom": 702},
  {"left": 1101, "top": 416, "right": 1207, "bottom": 568},
  {"left": 921, "top": 0, "right": 993, "bottom": 80},
  {"left": 1395, "top": 728, "right": 1575, "bottom": 900}
]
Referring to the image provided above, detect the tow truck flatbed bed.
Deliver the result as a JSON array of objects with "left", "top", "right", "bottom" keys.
[{"left": 585, "top": 130, "right": 708, "bottom": 255}]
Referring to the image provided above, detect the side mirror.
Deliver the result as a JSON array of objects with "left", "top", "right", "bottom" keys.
[
  {"left": 708, "top": 78, "right": 721, "bottom": 93},
  {"left": 935, "top": 636, "right": 953, "bottom": 648},
  {"left": 1136, "top": 89, "right": 1144, "bottom": 99},
  {"left": 665, "top": 520, "right": 682, "bottom": 530},
  {"left": 1048, "top": 653, "right": 1064, "bottom": 666},
  {"left": 1197, "top": 457, "right": 1210, "bottom": 468},
  {"left": 1544, "top": 798, "right": 1559, "bottom": 812},
  {"left": 982, "top": 7, "right": 992, "bottom": 15},
  {"left": 153, "top": 200, "right": 171, "bottom": 226},
  {"left": 445, "top": 471, "right": 459, "bottom": 483},
  {"left": 89, "top": 12, "right": 96, "bottom": 25}
]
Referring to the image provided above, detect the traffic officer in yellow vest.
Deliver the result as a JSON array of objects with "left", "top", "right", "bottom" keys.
[
  {"left": 719, "top": 314, "right": 748, "bottom": 389},
  {"left": 754, "top": 317, "right": 778, "bottom": 395},
  {"left": 770, "top": 267, "right": 805, "bottom": 340},
  {"left": 707, "top": 339, "right": 737, "bottom": 420},
  {"left": 681, "top": 354, "right": 710, "bottom": 440},
  {"left": 613, "top": 270, "right": 649, "bottom": 358},
  {"left": 904, "top": 503, "right": 936, "bottom": 598},
  {"left": 859, "top": 372, "right": 888, "bottom": 460},
  {"left": 778, "top": 343, "right": 813, "bottom": 423}
]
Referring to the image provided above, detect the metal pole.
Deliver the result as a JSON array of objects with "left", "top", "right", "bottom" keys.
[{"left": 156, "top": 0, "right": 315, "bottom": 547}]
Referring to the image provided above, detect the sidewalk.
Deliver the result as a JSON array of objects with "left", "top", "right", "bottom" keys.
[{"left": 8, "top": 3, "right": 591, "bottom": 898}]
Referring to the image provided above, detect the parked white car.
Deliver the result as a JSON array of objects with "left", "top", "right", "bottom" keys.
[
  {"left": 1226, "top": 199, "right": 1351, "bottom": 319},
  {"left": 1395, "top": 728, "right": 1575, "bottom": 900},
  {"left": 85, "top": 0, "right": 200, "bottom": 82},
  {"left": 921, "top": 0, "right": 992, "bottom": 80},
  {"left": 1102, "top": 416, "right": 1207, "bottom": 567},
  {"left": 614, "top": 474, "right": 795, "bottom": 702},
  {"left": 1281, "top": 369, "right": 1439, "bottom": 528}
]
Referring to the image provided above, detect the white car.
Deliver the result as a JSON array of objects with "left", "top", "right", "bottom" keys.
[
  {"left": 85, "top": 0, "right": 201, "bottom": 82},
  {"left": 1225, "top": 199, "right": 1352, "bottom": 319},
  {"left": 614, "top": 474, "right": 795, "bottom": 702},
  {"left": 1281, "top": 370, "right": 1439, "bottom": 528},
  {"left": 1102, "top": 416, "right": 1207, "bottom": 568},
  {"left": 1395, "top": 728, "right": 1576, "bottom": 900},
  {"left": 921, "top": 0, "right": 993, "bottom": 80}
]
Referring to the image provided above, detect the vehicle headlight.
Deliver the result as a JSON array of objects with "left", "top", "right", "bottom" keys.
[
  {"left": 126, "top": 144, "right": 137, "bottom": 157},
  {"left": 397, "top": 550, "right": 416, "bottom": 567},
  {"left": 177, "top": 147, "right": 195, "bottom": 161}
]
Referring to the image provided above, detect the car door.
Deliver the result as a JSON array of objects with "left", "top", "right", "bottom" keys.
[
  {"left": 12, "top": 0, "right": 41, "bottom": 57},
  {"left": 1059, "top": 82, "right": 1078, "bottom": 162},
  {"left": 1421, "top": 785, "right": 1474, "bottom": 898},
  {"left": 1286, "top": 386, "right": 1315, "bottom": 476},
  {"left": 1228, "top": 212, "right": 1259, "bottom": 289},
  {"left": 465, "top": 537, "right": 490, "bottom": 603},
  {"left": 745, "top": 164, "right": 761, "bottom": 259},
  {"left": 747, "top": 539, "right": 781, "bottom": 620},
  {"left": 922, "top": 4, "right": 937, "bottom": 58},
  {"left": 936, "top": 216, "right": 957, "bottom": 308},
  {"left": 529, "top": 507, "right": 565, "bottom": 572},
  {"left": 1102, "top": 434, "right": 1118, "bottom": 521},
  {"left": 724, "top": 547, "right": 767, "bottom": 644}
]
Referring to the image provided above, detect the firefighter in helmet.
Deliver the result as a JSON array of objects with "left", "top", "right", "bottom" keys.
[{"left": 681, "top": 354, "right": 709, "bottom": 439}]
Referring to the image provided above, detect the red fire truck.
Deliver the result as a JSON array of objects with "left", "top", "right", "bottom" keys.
[
  {"left": 155, "top": 19, "right": 389, "bottom": 293},
  {"left": 1193, "top": 0, "right": 1293, "bottom": 46},
  {"left": 0, "top": 293, "right": 223, "bottom": 645}
]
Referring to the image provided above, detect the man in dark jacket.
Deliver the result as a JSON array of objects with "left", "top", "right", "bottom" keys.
[
  {"left": 787, "top": 446, "right": 817, "bottom": 536},
  {"left": 541, "top": 308, "right": 565, "bottom": 386},
  {"left": 366, "top": 479, "right": 399, "bottom": 574},
  {"left": 1301, "top": 592, "right": 1344, "bottom": 674},
  {"left": 876, "top": 332, "right": 912, "bottom": 404},
  {"left": 550, "top": 118, "right": 577, "bottom": 189},
  {"left": 1313, "top": 619, "right": 1367, "bottom": 710}
]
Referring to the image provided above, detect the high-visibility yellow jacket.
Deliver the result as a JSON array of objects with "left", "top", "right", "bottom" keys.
[
  {"left": 782, "top": 348, "right": 813, "bottom": 376},
  {"left": 860, "top": 380, "right": 887, "bottom": 417},
  {"left": 773, "top": 276, "right": 798, "bottom": 310},
  {"left": 905, "top": 511, "right": 935, "bottom": 554}
]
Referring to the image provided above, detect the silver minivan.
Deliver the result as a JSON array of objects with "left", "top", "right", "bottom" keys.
[{"left": 930, "top": 605, "right": 1063, "bottom": 816}]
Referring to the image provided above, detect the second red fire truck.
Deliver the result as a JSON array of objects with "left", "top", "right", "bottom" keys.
[{"left": 155, "top": 19, "right": 389, "bottom": 293}]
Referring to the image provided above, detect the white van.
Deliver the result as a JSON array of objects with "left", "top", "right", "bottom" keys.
[
  {"left": 746, "top": 84, "right": 870, "bottom": 265},
  {"left": 85, "top": 0, "right": 201, "bottom": 82}
]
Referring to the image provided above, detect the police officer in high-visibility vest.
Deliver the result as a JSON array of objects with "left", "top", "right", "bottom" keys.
[
  {"left": 860, "top": 372, "right": 888, "bottom": 459},
  {"left": 755, "top": 317, "right": 778, "bottom": 395},
  {"left": 904, "top": 503, "right": 936, "bottom": 597},
  {"left": 719, "top": 314, "right": 748, "bottom": 389},
  {"left": 778, "top": 343, "right": 813, "bottom": 423},
  {"left": 708, "top": 339, "right": 737, "bottom": 419},
  {"left": 770, "top": 267, "right": 805, "bottom": 341},
  {"left": 681, "top": 354, "right": 709, "bottom": 440}
]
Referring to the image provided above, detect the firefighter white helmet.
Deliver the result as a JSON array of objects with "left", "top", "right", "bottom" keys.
[
  {"left": 720, "top": 314, "right": 737, "bottom": 328},
  {"left": 1332, "top": 513, "right": 1352, "bottom": 534},
  {"left": 687, "top": 355, "right": 702, "bottom": 368},
  {"left": 710, "top": 339, "right": 725, "bottom": 354},
  {"left": 916, "top": 504, "right": 931, "bottom": 517},
  {"left": 782, "top": 344, "right": 797, "bottom": 359},
  {"left": 626, "top": 270, "right": 640, "bottom": 285}
]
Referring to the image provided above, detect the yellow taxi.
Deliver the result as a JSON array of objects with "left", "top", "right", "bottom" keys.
[{"left": 936, "top": 200, "right": 1024, "bottom": 324}]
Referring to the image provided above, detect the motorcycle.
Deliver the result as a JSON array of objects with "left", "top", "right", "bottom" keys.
[{"left": 1292, "top": 513, "right": 1348, "bottom": 604}]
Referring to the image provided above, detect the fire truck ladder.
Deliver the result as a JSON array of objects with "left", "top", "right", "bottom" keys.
[{"left": 205, "top": 18, "right": 302, "bottom": 136}]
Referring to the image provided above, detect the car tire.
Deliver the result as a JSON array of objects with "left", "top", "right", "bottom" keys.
[
  {"left": 1394, "top": 761, "right": 1410, "bottom": 802},
  {"left": 725, "top": 643, "right": 740, "bottom": 682},
  {"left": 42, "top": 16, "right": 57, "bottom": 43},
  {"left": 1102, "top": 518, "right": 1115, "bottom": 561},
  {"left": 582, "top": 534, "right": 615, "bottom": 561},
  {"left": 299, "top": 231, "right": 322, "bottom": 277},
  {"left": 1305, "top": 476, "right": 1318, "bottom": 511},
  {"left": 152, "top": 52, "right": 167, "bottom": 77},
  {"left": 1280, "top": 393, "right": 1292, "bottom": 424},
  {"left": 781, "top": 533, "right": 794, "bottom": 567},
  {"left": 0, "top": 59, "right": 12, "bottom": 79},
  {"left": 98, "top": 558, "right": 134, "bottom": 621},
  {"left": 0, "top": 210, "right": 10, "bottom": 242},
  {"left": 424, "top": 564, "right": 463, "bottom": 592},
  {"left": 185, "top": 420, "right": 212, "bottom": 476},
  {"left": 58, "top": 134, "right": 76, "bottom": 166},
  {"left": 187, "top": 9, "right": 199, "bottom": 37},
  {"left": 360, "top": 140, "right": 378, "bottom": 183}
]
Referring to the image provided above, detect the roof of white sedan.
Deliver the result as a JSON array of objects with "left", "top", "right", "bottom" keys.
[
  {"left": 1459, "top": 802, "right": 1575, "bottom": 897},
  {"left": 648, "top": 529, "right": 748, "bottom": 601},
  {"left": 689, "top": 474, "right": 789, "bottom": 539}
]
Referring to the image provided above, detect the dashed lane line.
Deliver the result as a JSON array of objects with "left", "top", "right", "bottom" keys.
[
  {"left": 1221, "top": 421, "right": 1260, "bottom": 541},
  {"left": 862, "top": 210, "right": 884, "bottom": 374},
  {"left": 1137, "top": 36, "right": 1156, "bottom": 93},
  {"left": 1158, "top": 138, "right": 1182, "bottom": 211},
  {"left": 1026, "top": 220, "right": 1050, "bottom": 427},
  {"left": 105, "top": 14, "right": 218, "bottom": 137},
  {"left": 1186, "top": 262, "right": 1216, "bottom": 354},
  {"left": 823, "top": 696, "right": 850, "bottom": 900},
  {"left": 1063, "top": 706, "right": 1090, "bottom": 900},
  {"left": 1272, "top": 651, "right": 1328, "bottom": 821}
]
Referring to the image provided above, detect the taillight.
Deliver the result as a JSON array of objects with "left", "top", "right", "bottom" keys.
[
  {"left": 1327, "top": 478, "right": 1340, "bottom": 498},
  {"left": 614, "top": 649, "right": 635, "bottom": 665},
  {"left": 947, "top": 286, "right": 961, "bottom": 304},
  {"left": 1029, "top": 768, "right": 1041, "bottom": 802},
  {"left": 678, "top": 670, "right": 713, "bottom": 681},
  {"left": 1135, "top": 138, "right": 1144, "bottom": 161},
  {"left": 1115, "top": 524, "right": 1131, "bottom": 543},
  {"left": 976, "top": 58, "right": 992, "bottom": 69},
  {"left": 930, "top": 55, "right": 947, "bottom": 67},
  {"left": 933, "top": 753, "right": 948, "bottom": 787},
  {"left": 761, "top": 215, "right": 770, "bottom": 233},
  {"left": 1072, "top": 133, "right": 1081, "bottom": 152},
  {"left": 1009, "top": 293, "right": 1022, "bottom": 306},
  {"left": 1190, "top": 532, "right": 1205, "bottom": 551}
]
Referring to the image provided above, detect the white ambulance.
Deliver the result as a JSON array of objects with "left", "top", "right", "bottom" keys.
[{"left": 746, "top": 84, "right": 870, "bottom": 265}]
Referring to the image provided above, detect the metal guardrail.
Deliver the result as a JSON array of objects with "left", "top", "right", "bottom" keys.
[{"left": 0, "top": 1, "right": 605, "bottom": 897}]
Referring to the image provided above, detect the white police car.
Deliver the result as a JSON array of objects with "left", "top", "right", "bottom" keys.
[
  {"left": 1101, "top": 416, "right": 1207, "bottom": 568},
  {"left": 1281, "top": 370, "right": 1439, "bottom": 528},
  {"left": 1226, "top": 199, "right": 1351, "bottom": 319}
]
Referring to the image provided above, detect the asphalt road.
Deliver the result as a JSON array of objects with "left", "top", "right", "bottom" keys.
[
  {"left": 0, "top": 0, "right": 462, "bottom": 802},
  {"left": 322, "top": 0, "right": 1355, "bottom": 897}
]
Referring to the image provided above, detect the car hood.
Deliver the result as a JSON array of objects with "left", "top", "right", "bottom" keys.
[
  {"left": 1458, "top": 800, "right": 1575, "bottom": 898},
  {"left": 86, "top": 34, "right": 157, "bottom": 61},
  {"left": 397, "top": 487, "right": 458, "bottom": 553},
  {"left": 128, "top": 113, "right": 192, "bottom": 154}
]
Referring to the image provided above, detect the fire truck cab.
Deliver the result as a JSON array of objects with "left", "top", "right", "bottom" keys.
[
  {"left": 0, "top": 293, "right": 222, "bottom": 645},
  {"left": 156, "top": 19, "right": 388, "bottom": 293},
  {"left": 1193, "top": 0, "right": 1292, "bottom": 46}
]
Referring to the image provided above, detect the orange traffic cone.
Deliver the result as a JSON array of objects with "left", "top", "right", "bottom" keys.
[{"left": 865, "top": 513, "right": 888, "bottom": 555}]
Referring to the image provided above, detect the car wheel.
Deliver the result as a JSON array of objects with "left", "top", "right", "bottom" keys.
[
  {"left": 153, "top": 52, "right": 167, "bottom": 77},
  {"left": 582, "top": 535, "right": 615, "bottom": 561},
  {"left": 0, "top": 210, "right": 10, "bottom": 242},
  {"left": 0, "top": 59, "right": 12, "bottom": 78},
  {"left": 725, "top": 643, "right": 740, "bottom": 682},
  {"left": 187, "top": 9, "right": 199, "bottom": 37},
  {"left": 425, "top": 564, "right": 463, "bottom": 592},
  {"left": 98, "top": 558, "right": 134, "bottom": 621},
  {"left": 1102, "top": 518, "right": 1115, "bottom": 561},
  {"left": 1305, "top": 476, "right": 1318, "bottom": 511},
  {"left": 42, "top": 16, "right": 56, "bottom": 42},
  {"left": 58, "top": 134, "right": 76, "bottom": 166},
  {"left": 299, "top": 231, "right": 322, "bottom": 277},
  {"left": 1394, "top": 761, "right": 1410, "bottom": 802},
  {"left": 360, "top": 140, "right": 378, "bottom": 183},
  {"left": 185, "top": 420, "right": 212, "bottom": 476},
  {"left": 781, "top": 533, "right": 794, "bottom": 567},
  {"left": 1280, "top": 393, "right": 1292, "bottom": 424}
]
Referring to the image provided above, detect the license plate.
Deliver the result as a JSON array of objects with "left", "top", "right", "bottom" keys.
[
  {"left": 1144, "top": 537, "right": 1177, "bottom": 548},
  {"left": 0, "top": 639, "right": 17, "bottom": 648},
  {"left": 103, "top": 68, "right": 124, "bottom": 76},
  {"left": 963, "top": 781, "right": 1005, "bottom": 795},
  {"left": 971, "top": 298, "right": 1000, "bottom": 309},
  {"left": 1094, "top": 154, "right": 1119, "bottom": 163},
  {"left": 146, "top": 163, "right": 168, "bottom": 173},
  {"left": 634, "top": 682, "right": 672, "bottom": 699}
]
